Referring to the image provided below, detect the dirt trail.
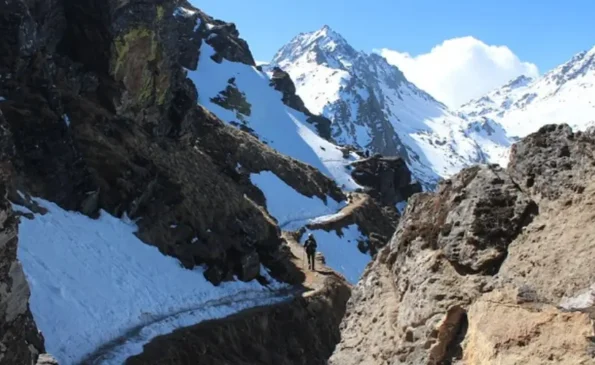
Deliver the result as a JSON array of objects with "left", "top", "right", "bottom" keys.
[{"left": 282, "top": 231, "right": 347, "bottom": 294}]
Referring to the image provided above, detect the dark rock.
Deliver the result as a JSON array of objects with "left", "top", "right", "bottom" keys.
[
  {"left": 0, "top": 0, "right": 347, "bottom": 290},
  {"left": 509, "top": 124, "right": 595, "bottom": 200},
  {"left": 210, "top": 78, "right": 252, "bottom": 119},
  {"left": 201, "top": 20, "right": 255, "bottom": 66},
  {"left": 396, "top": 165, "right": 537, "bottom": 275},
  {"left": 438, "top": 165, "right": 538, "bottom": 274},
  {"left": 204, "top": 265, "right": 225, "bottom": 286},
  {"left": 238, "top": 251, "right": 260, "bottom": 281},
  {"left": 269, "top": 67, "right": 332, "bottom": 140},
  {"left": 0, "top": 181, "right": 45, "bottom": 365},
  {"left": 350, "top": 156, "right": 421, "bottom": 205},
  {"left": 80, "top": 190, "right": 99, "bottom": 217}
]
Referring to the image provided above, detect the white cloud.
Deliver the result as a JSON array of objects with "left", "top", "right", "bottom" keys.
[{"left": 378, "top": 36, "right": 539, "bottom": 108}]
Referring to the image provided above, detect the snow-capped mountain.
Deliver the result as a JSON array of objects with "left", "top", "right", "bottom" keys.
[
  {"left": 269, "top": 26, "right": 511, "bottom": 187},
  {"left": 459, "top": 46, "right": 595, "bottom": 138}
]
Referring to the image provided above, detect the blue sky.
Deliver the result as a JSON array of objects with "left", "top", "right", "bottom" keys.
[{"left": 195, "top": 0, "right": 594, "bottom": 72}]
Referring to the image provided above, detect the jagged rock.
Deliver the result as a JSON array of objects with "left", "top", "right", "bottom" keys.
[
  {"left": 204, "top": 265, "right": 226, "bottom": 286},
  {"left": 332, "top": 126, "right": 595, "bottom": 364},
  {"left": 80, "top": 190, "right": 99, "bottom": 217},
  {"left": 268, "top": 67, "right": 332, "bottom": 140},
  {"left": 350, "top": 155, "right": 421, "bottom": 205},
  {"left": 435, "top": 165, "right": 537, "bottom": 274},
  {"left": 509, "top": 123, "right": 595, "bottom": 200},
  {"left": 211, "top": 77, "right": 252, "bottom": 120},
  {"left": 0, "top": 183, "right": 45, "bottom": 365},
  {"left": 330, "top": 165, "right": 537, "bottom": 364},
  {"left": 201, "top": 19, "right": 255, "bottom": 66}
]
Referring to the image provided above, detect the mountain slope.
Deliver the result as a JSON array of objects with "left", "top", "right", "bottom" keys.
[
  {"left": 269, "top": 26, "right": 512, "bottom": 187},
  {"left": 459, "top": 46, "right": 595, "bottom": 138}
]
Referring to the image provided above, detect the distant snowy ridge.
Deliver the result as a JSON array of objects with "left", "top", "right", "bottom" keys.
[
  {"left": 459, "top": 45, "right": 595, "bottom": 139},
  {"left": 269, "top": 26, "right": 512, "bottom": 187}
]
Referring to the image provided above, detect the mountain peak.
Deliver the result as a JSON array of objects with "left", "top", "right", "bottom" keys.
[
  {"left": 271, "top": 25, "right": 356, "bottom": 66},
  {"left": 503, "top": 75, "right": 534, "bottom": 89}
]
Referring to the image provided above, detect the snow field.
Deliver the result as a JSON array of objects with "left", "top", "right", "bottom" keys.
[{"left": 15, "top": 198, "right": 288, "bottom": 365}]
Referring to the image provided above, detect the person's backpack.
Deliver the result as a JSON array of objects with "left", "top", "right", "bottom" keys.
[{"left": 305, "top": 237, "right": 317, "bottom": 253}]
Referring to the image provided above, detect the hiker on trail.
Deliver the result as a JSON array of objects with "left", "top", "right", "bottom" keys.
[{"left": 303, "top": 233, "right": 318, "bottom": 271}]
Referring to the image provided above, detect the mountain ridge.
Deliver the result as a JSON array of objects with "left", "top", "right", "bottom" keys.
[
  {"left": 269, "top": 26, "right": 511, "bottom": 188},
  {"left": 459, "top": 44, "right": 595, "bottom": 138}
]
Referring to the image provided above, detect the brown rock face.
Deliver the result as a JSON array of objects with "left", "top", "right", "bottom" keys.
[{"left": 331, "top": 125, "right": 595, "bottom": 364}]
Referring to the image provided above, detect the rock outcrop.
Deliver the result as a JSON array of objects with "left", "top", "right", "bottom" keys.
[
  {"left": 0, "top": 118, "right": 45, "bottom": 364},
  {"left": 330, "top": 124, "right": 595, "bottom": 364},
  {"left": 0, "top": 182, "right": 45, "bottom": 365},
  {"left": 350, "top": 155, "right": 422, "bottom": 206},
  {"left": 508, "top": 123, "right": 595, "bottom": 200},
  {"left": 269, "top": 67, "right": 332, "bottom": 140}
]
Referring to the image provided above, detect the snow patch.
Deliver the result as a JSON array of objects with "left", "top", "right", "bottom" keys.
[
  {"left": 308, "top": 211, "right": 345, "bottom": 225},
  {"left": 173, "top": 7, "right": 196, "bottom": 17},
  {"left": 250, "top": 171, "right": 344, "bottom": 230},
  {"left": 396, "top": 201, "right": 407, "bottom": 214},
  {"left": 16, "top": 199, "right": 288, "bottom": 365},
  {"left": 87, "top": 291, "right": 292, "bottom": 364},
  {"left": 63, "top": 114, "right": 70, "bottom": 127}
]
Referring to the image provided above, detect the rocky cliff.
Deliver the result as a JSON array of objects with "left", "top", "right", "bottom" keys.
[
  {"left": 330, "top": 124, "right": 595, "bottom": 364},
  {"left": 0, "top": 0, "right": 350, "bottom": 285},
  {"left": 0, "top": 0, "right": 409, "bottom": 363},
  {"left": 0, "top": 169, "right": 45, "bottom": 365}
]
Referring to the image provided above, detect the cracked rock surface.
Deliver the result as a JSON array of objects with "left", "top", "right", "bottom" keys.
[{"left": 330, "top": 125, "right": 595, "bottom": 364}]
